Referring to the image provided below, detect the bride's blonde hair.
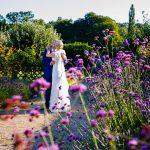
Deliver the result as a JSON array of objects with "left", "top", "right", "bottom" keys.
[{"left": 53, "top": 39, "right": 64, "bottom": 49}]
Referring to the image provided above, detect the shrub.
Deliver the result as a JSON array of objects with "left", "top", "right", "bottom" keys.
[
  {"left": 64, "top": 42, "right": 93, "bottom": 66},
  {"left": 0, "top": 77, "right": 31, "bottom": 105}
]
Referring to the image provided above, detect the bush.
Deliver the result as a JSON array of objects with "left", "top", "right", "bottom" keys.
[
  {"left": 0, "top": 77, "right": 31, "bottom": 105},
  {"left": 64, "top": 42, "right": 93, "bottom": 66}
]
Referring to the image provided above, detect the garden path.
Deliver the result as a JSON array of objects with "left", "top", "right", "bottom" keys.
[{"left": 0, "top": 99, "right": 83, "bottom": 150}]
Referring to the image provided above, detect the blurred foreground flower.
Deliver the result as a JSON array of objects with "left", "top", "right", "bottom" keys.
[
  {"left": 30, "top": 78, "right": 51, "bottom": 91},
  {"left": 69, "top": 84, "right": 87, "bottom": 93},
  {"left": 38, "top": 144, "right": 59, "bottom": 150}
]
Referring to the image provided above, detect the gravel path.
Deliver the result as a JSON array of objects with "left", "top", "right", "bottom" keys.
[{"left": 0, "top": 99, "right": 82, "bottom": 150}]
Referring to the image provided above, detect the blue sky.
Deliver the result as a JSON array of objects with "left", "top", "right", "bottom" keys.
[{"left": 0, "top": 0, "right": 150, "bottom": 23}]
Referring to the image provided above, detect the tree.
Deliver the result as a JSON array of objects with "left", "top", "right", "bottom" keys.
[
  {"left": 8, "top": 21, "right": 60, "bottom": 58},
  {"left": 53, "top": 19, "right": 74, "bottom": 43},
  {"left": 0, "top": 14, "right": 6, "bottom": 31},
  {"left": 6, "top": 11, "right": 34, "bottom": 23},
  {"left": 73, "top": 12, "right": 122, "bottom": 45},
  {"left": 128, "top": 4, "right": 136, "bottom": 40}
]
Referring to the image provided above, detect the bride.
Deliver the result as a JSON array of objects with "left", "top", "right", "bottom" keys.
[{"left": 46, "top": 39, "right": 71, "bottom": 112}]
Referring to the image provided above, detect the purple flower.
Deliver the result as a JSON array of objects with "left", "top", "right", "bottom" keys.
[
  {"left": 144, "top": 65, "right": 150, "bottom": 70},
  {"left": 61, "top": 117, "right": 69, "bottom": 125},
  {"left": 69, "top": 84, "right": 87, "bottom": 93},
  {"left": 109, "top": 30, "right": 115, "bottom": 34},
  {"left": 67, "top": 133, "right": 76, "bottom": 142},
  {"left": 66, "top": 112, "right": 72, "bottom": 118},
  {"left": 96, "top": 110, "right": 107, "bottom": 119},
  {"left": 91, "top": 51, "right": 97, "bottom": 57},
  {"left": 24, "top": 128, "right": 33, "bottom": 138},
  {"left": 140, "top": 145, "right": 149, "bottom": 150},
  {"left": 141, "top": 125, "right": 150, "bottom": 138},
  {"left": 133, "top": 38, "right": 140, "bottom": 45},
  {"left": 123, "top": 39, "right": 130, "bottom": 46},
  {"left": 68, "top": 67, "right": 77, "bottom": 73},
  {"left": 84, "top": 50, "right": 89, "bottom": 56},
  {"left": 127, "top": 139, "right": 138, "bottom": 149},
  {"left": 90, "top": 119, "right": 98, "bottom": 128},
  {"left": 30, "top": 78, "right": 51, "bottom": 90},
  {"left": 116, "top": 68, "right": 122, "bottom": 74},
  {"left": 94, "top": 36, "right": 99, "bottom": 40},
  {"left": 30, "top": 110, "right": 40, "bottom": 118},
  {"left": 103, "top": 35, "right": 111, "bottom": 41},
  {"left": 107, "top": 134, "right": 114, "bottom": 141},
  {"left": 141, "top": 110, "right": 147, "bottom": 115}
]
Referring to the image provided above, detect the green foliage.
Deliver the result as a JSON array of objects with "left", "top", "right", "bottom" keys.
[
  {"left": 117, "top": 23, "right": 128, "bottom": 38},
  {"left": 53, "top": 19, "right": 74, "bottom": 43},
  {"left": 8, "top": 21, "right": 60, "bottom": 57},
  {"left": 128, "top": 4, "right": 136, "bottom": 40},
  {"left": 64, "top": 42, "right": 93, "bottom": 59},
  {"left": 6, "top": 11, "right": 34, "bottom": 23},
  {"left": 0, "top": 77, "right": 31, "bottom": 104},
  {"left": 53, "top": 12, "right": 122, "bottom": 46},
  {"left": 0, "top": 31, "right": 9, "bottom": 46},
  {"left": 145, "top": 42, "right": 150, "bottom": 61},
  {"left": 0, "top": 14, "right": 6, "bottom": 31}
]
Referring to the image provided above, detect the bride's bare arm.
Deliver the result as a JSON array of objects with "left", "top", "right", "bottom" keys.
[
  {"left": 46, "top": 52, "right": 55, "bottom": 58},
  {"left": 61, "top": 50, "right": 67, "bottom": 60}
]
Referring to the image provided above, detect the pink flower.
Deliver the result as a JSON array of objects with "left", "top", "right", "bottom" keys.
[
  {"left": 84, "top": 50, "right": 89, "bottom": 56},
  {"left": 94, "top": 36, "right": 99, "bottom": 40},
  {"left": 38, "top": 144, "right": 59, "bottom": 150},
  {"left": 108, "top": 110, "right": 115, "bottom": 117},
  {"left": 68, "top": 67, "right": 77, "bottom": 73},
  {"left": 19, "top": 101, "right": 29, "bottom": 109},
  {"left": 30, "top": 78, "right": 51, "bottom": 90},
  {"left": 144, "top": 65, "right": 150, "bottom": 70},
  {"left": 127, "top": 139, "right": 138, "bottom": 149},
  {"left": 90, "top": 119, "right": 98, "bottom": 128},
  {"left": 61, "top": 117, "right": 69, "bottom": 125},
  {"left": 116, "top": 68, "right": 122, "bottom": 74},
  {"left": 11, "top": 95, "right": 22, "bottom": 102},
  {"left": 96, "top": 110, "right": 107, "bottom": 119},
  {"left": 30, "top": 110, "right": 40, "bottom": 118},
  {"left": 107, "top": 134, "right": 114, "bottom": 141},
  {"left": 124, "top": 61, "right": 130, "bottom": 65},
  {"left": 24, "top": 128, "right": 33, "bottom": 138}
]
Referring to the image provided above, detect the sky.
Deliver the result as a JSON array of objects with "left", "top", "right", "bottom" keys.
[{"left": 0, "top": 0, "right": 150, "bottom": 23}]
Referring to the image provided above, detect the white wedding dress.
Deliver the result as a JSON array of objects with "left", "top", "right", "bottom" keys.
[{"left": 49, "top": 49, "right": 71, "bottom": 112}]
